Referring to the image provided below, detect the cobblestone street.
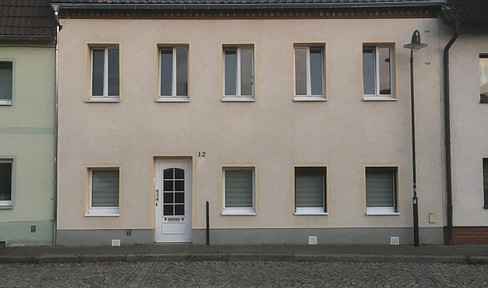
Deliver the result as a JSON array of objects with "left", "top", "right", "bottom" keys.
[{"left": 1, "top": 261, "right": 488, "bottom": 287}]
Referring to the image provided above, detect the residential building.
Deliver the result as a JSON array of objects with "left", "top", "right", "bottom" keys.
[
  {"left": 0, "top": 0, "right": 57, "bottom": 246},
  {"left": 441, "top": 0, "right": 488, "bottom": 244},
  {"left": 52, "top": 0, "right": 446, "bottom": 246}
]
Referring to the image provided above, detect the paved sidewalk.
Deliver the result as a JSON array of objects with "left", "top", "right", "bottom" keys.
[{"left": 1, "top": 244, "right": 488, "bottom": 264}]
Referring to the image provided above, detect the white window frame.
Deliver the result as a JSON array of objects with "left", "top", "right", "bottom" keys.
[
  {"left": 222, "top": 167, "right": 256, "bottom": 215},
  {"left": 88, "top": 46, "right": 120, "bottom": 102},
  {"left": 365, "top": 167, "right": 399, "bottom": 216},
  {"left": 294, "top": 45, "right": 326, "bottom": 102},
  {"left": 222, "top": 46, "right": 255, "bottom": 102},
  {"left": 158, "top": 46, "right": 189, "bottom": 102},
  {"left": 480, "top": 54, "right": 488, "bottom": 103},
  {"left": 362, "top": 44, "right": 395, "bottom": 101},
  {"left": 0, "top": 158, "right": 13, "bottom": 208},
  {"left": 86, "top": 167, "right": 120, "bottom": 216},
  {"left": 0, "top": 60, "right": 13, "bottom": 106},
  {"left": 294, "top": 166, "right": 327, "bottom": 215}
]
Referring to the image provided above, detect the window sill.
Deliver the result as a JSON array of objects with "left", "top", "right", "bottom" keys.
[
  {"left": 363, "top": 96, "right": 397, "bottom": 102},
  {"left": 0, "top": 205, "right": 13, "bottom": 210},
  {"left": 293, "top": 96, "right": 327, "bottom": 102},
  {"left": 85, "top": 213, "right": 120, "bottom": 217},
  {"left": 156, "top": 97, "right": 189, "bottom": 103},
  {"left": 366, "top": 209, "right": 399, "bottom": 216},
  {"left": 221, "top": 97, "right": 255, "bottom": 102},
  {"left": 222, "top": 209, "right": 256, "bottom": 216},
  {"left": 294, "top": 212, "right": 328, "bottom": 216},
  {"left": 86, "top": 97, "right": 120, "bottom": 103},
  {"left": 0, "top": 101, "right": 12, "bottom": 106}
]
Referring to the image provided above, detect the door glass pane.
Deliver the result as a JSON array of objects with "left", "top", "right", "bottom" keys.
[
  {"left": 0, "top": 62, "right": 12, "bottom": 101},
  {"left": 310, "top": 48, "right": 324, "bottom": 96},
  {"left": 0, "top": 162, "right": 12, "bottom": 201},
  {"left": 240, "top": 48, "right": 253, "bottom": 96},
  {"left": 164, "top": 205, "right": 173, "bottom": 215},
  {"left": 92, "top": 49, "right": 104, "bottom": 96},
  {"left": 175, "top": 204, "right": 184, "bottom": 215},
  {"left": 378, "top": 47, "right": 391, "bottom": 95},
  {"left": 176, "top": 48, "right": 188, "bottom": 96},
  {"left": 295, "top": 48, "right": 307, "bottom": 95},
  {"left": 163, "top": 168, "right": 185, "bottom": 216},
  {"left": 161, "top": 48, "right": 173, "bottom": 96},
  {"left": 362, "top": 46, "right": 375, "bottom": 95},
  {"left": 224, "top": 48, "right": 237, "bottom": 95},
  {"left": 107, "top": 48, "right": 119, "bottom": 96}
]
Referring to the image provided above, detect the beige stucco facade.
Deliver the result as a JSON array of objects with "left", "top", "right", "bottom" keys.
[{"left": 56, "top": 16, "right": 445, "bottom": 245}]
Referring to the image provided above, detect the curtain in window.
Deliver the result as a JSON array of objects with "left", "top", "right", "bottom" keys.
[
  {"left": 225, "top": 169, "right": 252, "bottom": 208},
  {"left": 366, "top": 168, "right": 395, "bottom": 208},
  {"left": 0, "top": 62, "right": 12, "bottom": 101},
  {"left": 295, "top": 167, "right": 325, "bottom": 209},
  {"left": 92, "top": 169, "right": 119, "bottom": 208}
]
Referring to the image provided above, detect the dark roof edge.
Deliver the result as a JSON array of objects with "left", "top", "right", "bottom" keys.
[
  {"left": 52, "top": 2, "right": 446, "bottom": 11},
  {"left": 0, "top": 36, "right": 56, "bottom": 46}
]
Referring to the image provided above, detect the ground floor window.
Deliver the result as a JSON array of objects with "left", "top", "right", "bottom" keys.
[
  {"left": 222, "top": 167, "right": 255, "bottom": 215},
  {"left": 88, "top": 168, "right": 120, "bottom": 216},
  {"left": 366, "top": 167, "right": 398, "bottom": 215},
  {"left": 295, "top": 167, "right": 327, "bottom": 214},
  {"left": 0, "top": 159, "right": 13, "bottom": 207}
]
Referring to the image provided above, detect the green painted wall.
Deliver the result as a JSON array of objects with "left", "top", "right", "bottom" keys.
[{"left": 0, "top": 46, "right": 55, "bottom": 246}]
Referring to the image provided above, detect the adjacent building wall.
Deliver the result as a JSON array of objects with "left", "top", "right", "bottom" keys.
[
  {"left": 0, "top": 46, "right": 56, "bottom": 246},
  {"left": 56, "top": 17, "right": 445, "bottom": 246},
  {"left": 448, "top": 28, "right": 488, "bottom": 244}
]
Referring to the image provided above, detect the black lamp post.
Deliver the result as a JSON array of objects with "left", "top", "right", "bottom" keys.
[{"left": 404, "top": 30, "right": 427, "bottom": 247}]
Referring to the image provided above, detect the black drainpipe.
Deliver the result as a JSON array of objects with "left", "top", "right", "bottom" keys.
[{"left": 443, "top": 22, "right": 459, "bottom": 245}]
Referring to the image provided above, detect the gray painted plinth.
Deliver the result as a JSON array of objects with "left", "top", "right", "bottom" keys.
[
  {"left": 57, "top": 227, "right": 443, "bottom": 246},
  {"left": 193, "top": 227, "right": 444, "bottom": 245}
]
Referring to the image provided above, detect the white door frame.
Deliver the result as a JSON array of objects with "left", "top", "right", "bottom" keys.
[{"left": 154, "top": 158, "right": 192, "bottom": 242}]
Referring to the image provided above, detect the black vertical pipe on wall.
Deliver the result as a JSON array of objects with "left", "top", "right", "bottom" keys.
[
  {"left": 443, "top": 23, "right": 459, "bottom": 245},
  {"left": 206, "top": 201, "right": 210, "bottom": 245}
]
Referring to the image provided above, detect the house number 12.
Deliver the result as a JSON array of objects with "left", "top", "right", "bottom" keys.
[{"left": 198, "top": 152, "right": 206, "bottom": 157}]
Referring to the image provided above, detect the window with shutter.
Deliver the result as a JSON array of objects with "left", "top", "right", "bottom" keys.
[
  {"left": 366, "top": 167, "right": 398, "bottom": 215},
  {"left": 223, "top": 167, "right": 255, "bottom": 215},
  {"left": 295, "top": 167, "right": 327, "bottom": 214}
]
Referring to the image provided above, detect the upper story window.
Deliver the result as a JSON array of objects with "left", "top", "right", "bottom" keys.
[
  {"left": 294, "top": 45, "right": 325, "bottom": 101},
  {"left": 295, "top": 167, "right": 327, "bottom": 215},
  {"left": 90, "top": 45, "right": 119, "bottom": 102},
  {"left": 480, "top": 54, "right": 488, "bottom": 103},
  {"left": 223, "top": 45, "right": 254, "bottom": 101},
  {"left": 483, "top": 159, "right": 488, "bottom": 209},
  {"left": 0, "top": 61, "right": 13, "bottom": 106},
  {"left": 363, "top": 44, "right": 395, "bottom": 101},
  {"left": 222, "top": 167, "right": 255, "bottom": 215},
  {"left": 0, "top": 159, "right": 13, "bottom": 208},
  {"left": 159, "top": 46, "right": 189, "bottom": 102},
  {"left": 366, "top": 167, "right": 399, "bottom": 215},
  {"left": 87, "top": 168, "right": 120, "bottom": 216}
]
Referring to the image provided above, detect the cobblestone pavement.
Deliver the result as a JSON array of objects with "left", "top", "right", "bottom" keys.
[{"left": 1, "top": 261, "right": 488, "bottom": 287}]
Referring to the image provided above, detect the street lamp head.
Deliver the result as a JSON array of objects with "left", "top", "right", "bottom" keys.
[{"left": 404, "top": 30, "right": 428, "bottom": 52}]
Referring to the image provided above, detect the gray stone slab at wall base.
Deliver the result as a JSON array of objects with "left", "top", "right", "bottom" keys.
[
  {"left": 192, "top": 227, "right": 444, "bottom": 245},
  {"left": 57, "top": 227, "right": 444, "bottom": 246},
  {"left": 56, "top": 230, "right": 154, "bottom": 246}
]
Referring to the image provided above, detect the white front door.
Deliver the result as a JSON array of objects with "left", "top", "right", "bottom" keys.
[{"left": 155, "top": 158, "right": 192, "bottom": 242}]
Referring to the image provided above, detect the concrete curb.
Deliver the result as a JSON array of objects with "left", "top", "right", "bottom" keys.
[{"left": 1, "top": 253, "right": 488, "bottom": 264}]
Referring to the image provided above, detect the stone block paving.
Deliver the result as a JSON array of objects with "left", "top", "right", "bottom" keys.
[{"left": 1, "top": 261, "right": 488, "bottom": 287}]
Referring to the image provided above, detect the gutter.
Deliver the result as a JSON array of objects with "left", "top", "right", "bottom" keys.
[
  {"left": 51, "top": 1, "right": 446, "bottom": 11},
  {"left": 52, "top": 4, "right": 61, "bottom": 246},
  {"left": 443, "top": 21, "right": 459, "bottom": 245}
]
